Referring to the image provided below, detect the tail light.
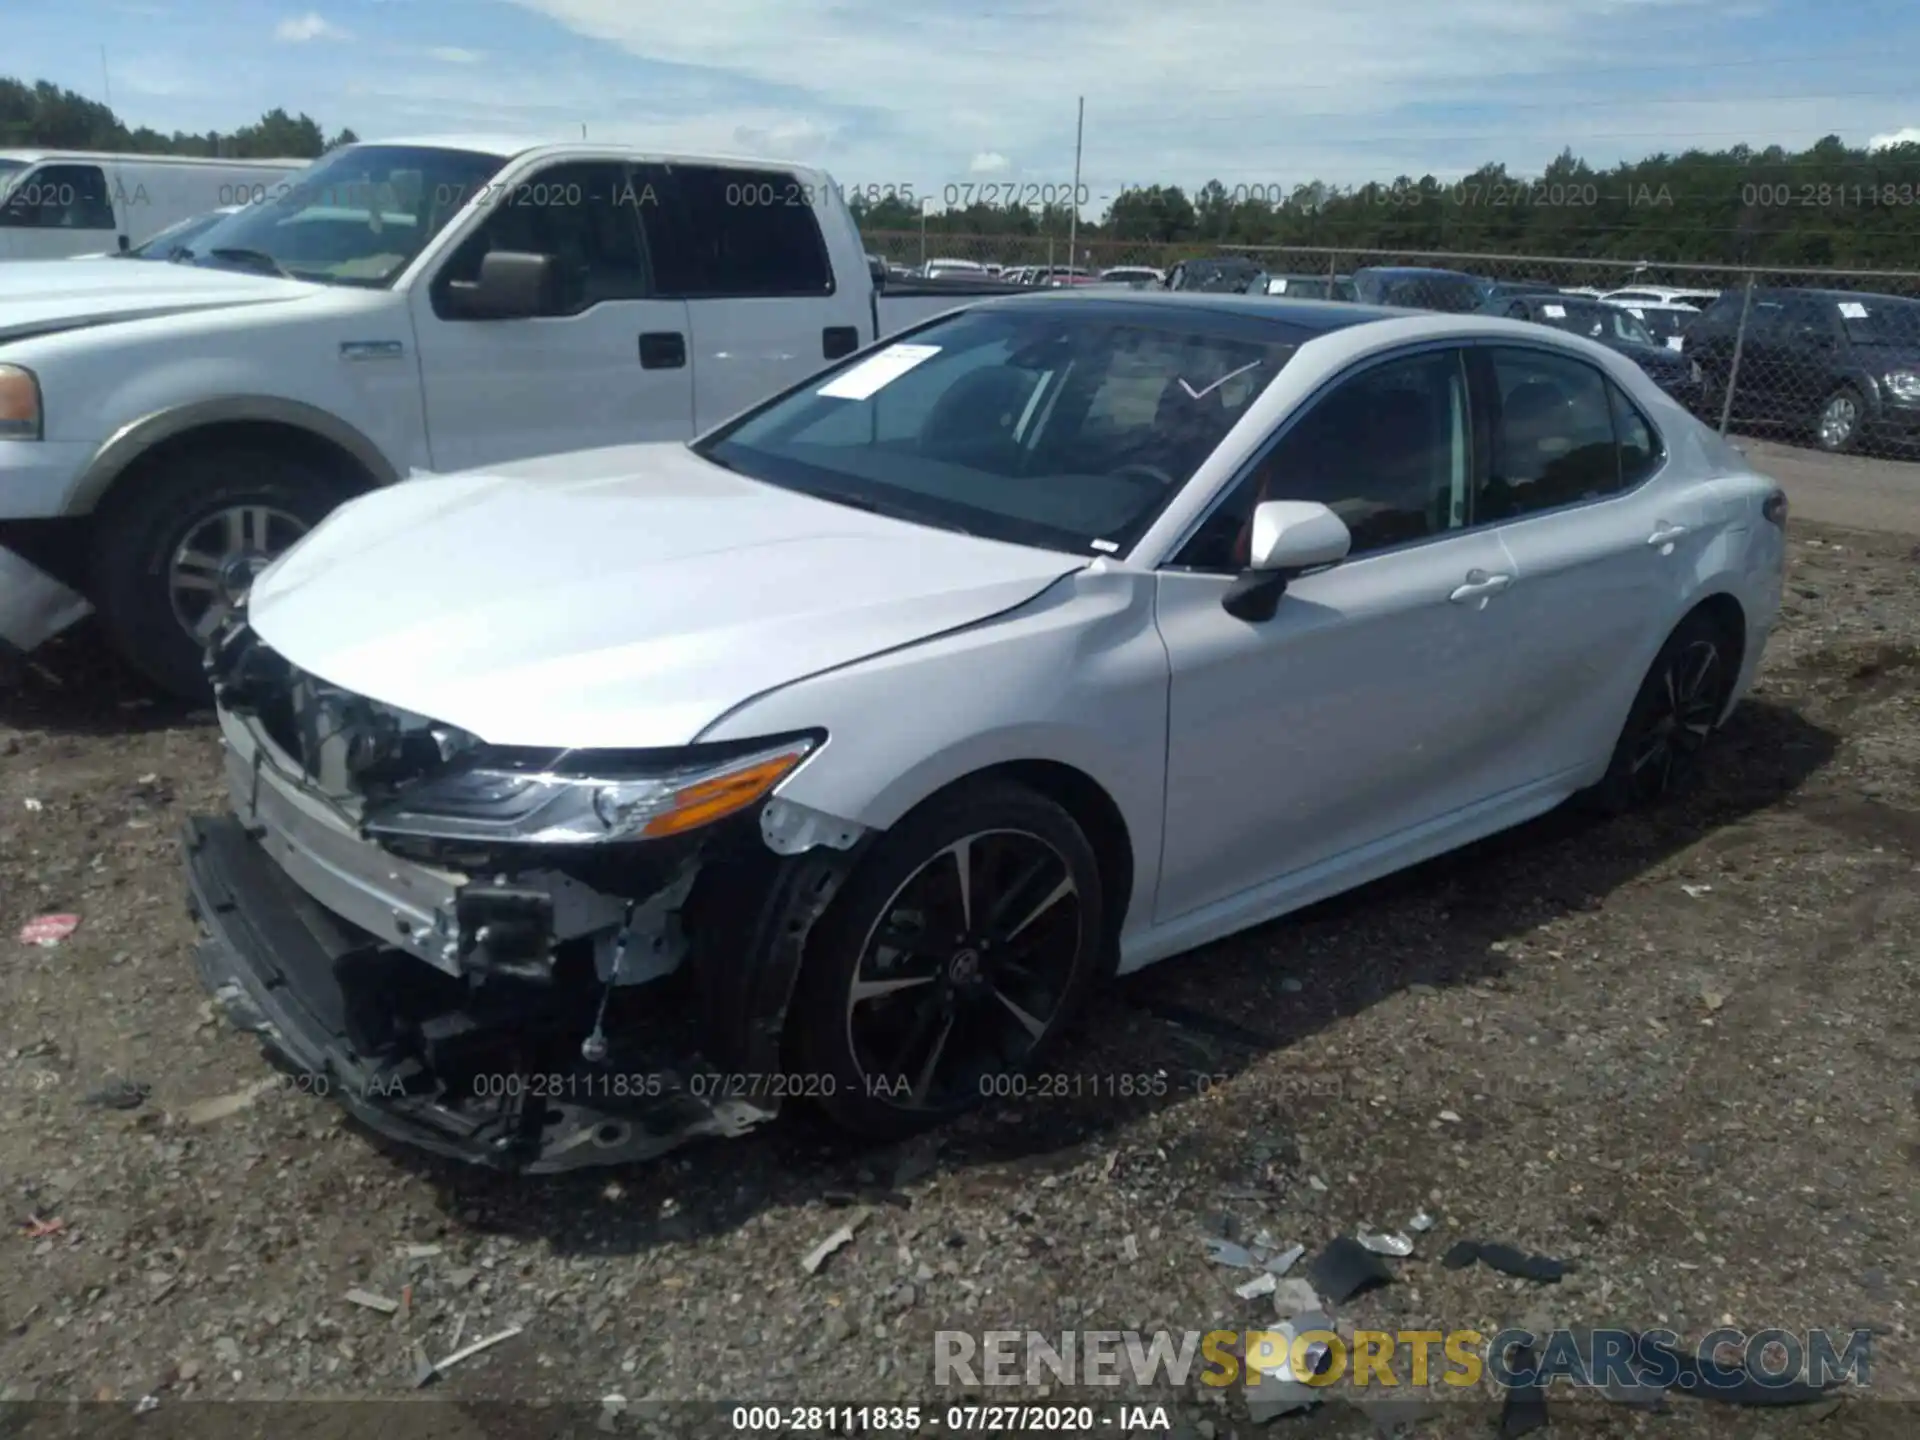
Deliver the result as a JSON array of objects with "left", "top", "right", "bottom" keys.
[{"left": 1762, "top": 489, "right": 1788, "bottom": 528}]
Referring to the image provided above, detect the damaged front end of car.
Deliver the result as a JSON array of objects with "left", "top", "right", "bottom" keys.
[{"left": 182, "top": 619, "right": 869, "bottom": 1173}]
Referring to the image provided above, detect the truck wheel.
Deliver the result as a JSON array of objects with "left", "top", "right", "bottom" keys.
[{"left": 90, "top": 448, "right": 354, "bottom": 699}]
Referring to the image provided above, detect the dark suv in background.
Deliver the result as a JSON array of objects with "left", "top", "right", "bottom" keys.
[{"left": 1688, "top": 287, "right": 1920, "bottom": 452}]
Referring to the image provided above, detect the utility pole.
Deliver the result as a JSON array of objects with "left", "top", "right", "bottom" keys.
[
  {"left": 1066, "top": 96, "right": 1084, "bottom": 280},
  {"left": 100, "top": 46, "right": 113, "bottom": 110}
]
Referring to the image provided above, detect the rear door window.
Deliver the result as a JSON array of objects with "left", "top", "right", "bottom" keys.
[{"left": 641, "top": 164, "right": 834, "bottom": 298}]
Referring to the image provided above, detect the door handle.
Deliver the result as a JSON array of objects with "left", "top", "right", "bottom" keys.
[
  {"left": 639, "top": 332, "right": 686, "bottom": 369},
  {"left": 1647, "top": 521, "right": 1690, "bottom": 548},
  {"left": 1448, "top": 570, "right": 1514, "bottom": 603}
]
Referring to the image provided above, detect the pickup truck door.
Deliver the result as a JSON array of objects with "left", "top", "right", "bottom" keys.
[
  {"left": 636, "top": 162, "right": 871, "bottom": 433},
  {"left": 407, "top": 158, "right": 694, "bottom": 472}
]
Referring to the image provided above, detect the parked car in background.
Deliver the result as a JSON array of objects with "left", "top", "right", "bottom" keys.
[
  {"left": 1477, "top": 280, "right": 1565, "bottom": 305},
  {"left": 1481, "top": 291, "right": 1702, "bottom": 410},
  {"left": 1038, "top": 266, "right": 1101, "bottom": 287},
  {"left": 1351, "top": 266, "right": 1484, "bottom": 313},
  {"left": 0, "top": 137, "right": 1028, "bottom": 695},
  {"left": 1166, "top": 256, "right": 1268, "bottom": 293},
  {"left": 1600, "top": 285, "right": 1718, "bottom": 310},
  {"left": 1604, "top": 298, "right": 1701, "bottom": 354},
  {"left": 1100, "top": 265, "right": 1165, "bottom": 284},
  {"left": 922, "top": 257, "right": 989, "bottom": 280},
  {"left": 183, "top": 288, "right": 1788, "bottom": 1171},
  {"left": 1260, "top": 273, "right": 1357, "bottom": 301},
  {"left": 1687, "top": 287, "right": 1920, "bottom": 453},
  {"left": 86, "top": 205, "right": 244, "bottom": 260},
  {"left": 0, "top": 150, "right": 307, "bottom": 259}
]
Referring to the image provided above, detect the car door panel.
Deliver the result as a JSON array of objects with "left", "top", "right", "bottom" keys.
[
  {"left": 1155, "top": 528, "right": 1521, "bottom": 922},
  {"left": 408, "top": 158, "right": 694, "bottom": 472}
]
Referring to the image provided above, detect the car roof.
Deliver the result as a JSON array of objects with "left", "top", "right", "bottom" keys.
[
  {"left": 971, "top": 289, "right": 1402, "bottom": 336},
  {"left": 356, "top": 136, "right": 829, "bottom": 180},
  {"left": 1356, "top": 266, "right": 1477, "bottom": 279}
]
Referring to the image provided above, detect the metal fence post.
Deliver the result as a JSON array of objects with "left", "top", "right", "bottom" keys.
[
  {"left": 1327, "top": 249, "right": 1337, "bottom": 290},
  {"left": 1717, "top": 270, "right": 1756, "bottom": 437}
]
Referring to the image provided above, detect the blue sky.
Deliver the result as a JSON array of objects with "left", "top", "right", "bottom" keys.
[{"left": 14, "top": 0, "right": 1920, "bottom": 209}]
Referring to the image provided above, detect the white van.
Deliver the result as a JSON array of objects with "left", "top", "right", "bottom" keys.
[{"left": 0, "top": 151, "right": 309, "bottom": 260}]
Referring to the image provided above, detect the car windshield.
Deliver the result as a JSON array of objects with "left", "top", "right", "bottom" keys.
[
  {"left": 178, "top": 144, "right": 507, "bottom": 287},
  {"left": 124, "top": 210, "right": 229, "bottom": 259},
  {"left": 1373, "top": 274, "right": 1482, "bottom": 312},
  {"left": 696, "top": 306, "right": 1299, "bottom": 555},
  {"left": 1834, "top": 296, "right": 1920, "bottom": 345},
  {"left": 1624, "top": 307, "right": 1690, "bottom": 341},
  {"left": 0, "top": 159, "right": 24, "bottom": 197}
]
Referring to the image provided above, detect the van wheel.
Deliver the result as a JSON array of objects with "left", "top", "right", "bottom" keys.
[
  {"left": 789, "top": 781, "right": 1106, "bottom": 1141},
  {"left": 90, "top": 448, "right": 353, "bottom": 699}
]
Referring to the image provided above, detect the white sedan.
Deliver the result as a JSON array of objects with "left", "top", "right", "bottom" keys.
[{"left": 185, "top": 292, "right": 1789, "bottom": 1172}]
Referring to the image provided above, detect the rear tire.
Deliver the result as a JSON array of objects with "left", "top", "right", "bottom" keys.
[
  {"left": 1583, "top": 609, "right": 1739, "bottom": 816},
  {"left": 90, "top": 447, "right": 354, "bottom": 699},
  {"left": 789, "top": 781, "right": 1106, "bottom": 1141}
]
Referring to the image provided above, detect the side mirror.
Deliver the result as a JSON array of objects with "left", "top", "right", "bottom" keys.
[
  {"left": 869, "top": 254, "right": 888, "bottom": 288},
  {"left": 1223, "top": 500, "right": 1352, "bottom": 621},
  {"left": 117, "top": 233, "right": 130, "bottom": 252},
  {"left": 444, "top": 250, "right": 557, "bottom": 319}
]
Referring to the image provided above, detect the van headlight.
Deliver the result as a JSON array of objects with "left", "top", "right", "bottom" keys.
[
  {"left": 361, "top": 734, "right": 821, "bottom": 845},
  {"left": 1884, "top": 370, "right": 1920, "bottom": 401},
  {"left": 0, "top": 365, "right": 42, "bottom": 439}
]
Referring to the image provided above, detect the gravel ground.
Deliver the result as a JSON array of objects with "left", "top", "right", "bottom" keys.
[{"left": 1, "top": 521, "right": 1916, "bottom": 1440}]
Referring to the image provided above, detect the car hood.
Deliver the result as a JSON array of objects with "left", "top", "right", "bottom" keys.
[
  {"left": 1851, "top": 340, "right": 1920, "bottom": 371},
  {"left": 246, "top": 443, "right": 1090, "bottom": 749},
  {"left": 1606, "top": 336, "right": 1689, "bottom": 371},
  {"left": 0, "top": 258, "right": 312, "bottom": 341}
]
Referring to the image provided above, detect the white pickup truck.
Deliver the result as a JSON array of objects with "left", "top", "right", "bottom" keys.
[{"left": 0, "top": 135, "right": 1020, "bottom": 696}]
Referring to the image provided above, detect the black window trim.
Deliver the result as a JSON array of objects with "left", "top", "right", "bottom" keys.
[
  {"left": 1158, "top": 338, "right": 1480, "bottom": 574},
  {"left": 640, "top": 161, "right": 838, "bottom": 302},
  {"left": 426, "top": 157, "right": 655, "bottom": 321}
]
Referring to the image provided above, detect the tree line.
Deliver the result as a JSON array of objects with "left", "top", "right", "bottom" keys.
[
  {"left": 0, "top": 78, "right": 354, "bottom": 159},
  {"left": 6, "top": 73, "right": 1919, "bottom": 266},
  {"left": 853, "top": 137, "right": 1920, "bottom": 269}
]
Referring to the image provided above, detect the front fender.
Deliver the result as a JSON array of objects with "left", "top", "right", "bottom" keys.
[{"left": 697, "top": 566, "right": 1171, "bottom": 936}]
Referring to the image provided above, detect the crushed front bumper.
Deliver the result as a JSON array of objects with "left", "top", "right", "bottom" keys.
[{"left": 184, "top": 815, "right": 776, "bottom": 1172}]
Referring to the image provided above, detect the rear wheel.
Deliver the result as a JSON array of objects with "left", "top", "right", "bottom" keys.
[
  {"left": 90, "top": 448, "right": 353, "bottom": 699},
  {"left": 1585, "top": 609, "right": 1738, "bottom": 815},
  {"left": 790, "top": 781, "right": 1106, "bottom": 1141}
]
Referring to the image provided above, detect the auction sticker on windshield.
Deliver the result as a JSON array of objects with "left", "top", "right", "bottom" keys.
[
  {"left": 1543, "top": 304, "right": 1566, "bottom": 317},
  {"left": 1838, "top": 302, "right": 1868, "bottom": 319},
  {"left": 818, "top": 344, "right": 942, "bottom": 400}
]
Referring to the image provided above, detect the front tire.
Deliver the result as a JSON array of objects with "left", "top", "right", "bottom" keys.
[
  {"left": 789, "top": 781, "right": 1106, "bottom": 1141},
  {"left": 1815, "top": 386, "right": 1864, "bottom": 454},
  {"left": 90, "top": 448, "right": 352, "bottom": 699},
  {"left": 1585, "top": 610, "right": 1738, "bottom": 815}
]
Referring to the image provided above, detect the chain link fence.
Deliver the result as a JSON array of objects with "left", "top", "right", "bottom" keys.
[{"left": 862, "top": 232, "right": 1920, "bottom": 458}]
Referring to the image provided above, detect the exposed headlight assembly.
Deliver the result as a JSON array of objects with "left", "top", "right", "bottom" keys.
[
  {"left": 1884, "top": 370, "right": 1920, "bottom": 401},
  {"left": 362, "top": 733, "right": 821, "bottom": 845}
]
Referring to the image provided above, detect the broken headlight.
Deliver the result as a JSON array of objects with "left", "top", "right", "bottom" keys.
[{"left": 360, "top": 733, "right": 821, "bottom": 846}]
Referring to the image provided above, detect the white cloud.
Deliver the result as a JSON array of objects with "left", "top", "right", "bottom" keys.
[
  {"left": 969, "top": 152, "right": 1010, "bottom": 174},
  {"left": 274, "top": 12, "right": 347, "bottom": 42},
  {"left": 1869, "top": 126, "right": 1920, "bottom": 151},
  {"left": 428, "top": 46, "right": 483, "bottom": 63}
]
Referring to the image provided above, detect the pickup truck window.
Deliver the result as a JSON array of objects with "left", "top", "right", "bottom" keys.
[
  {"left": 643, "top": 164, "right": 834, "bottom": 299},
  {"left": 180, "top": 143, "right": 507, "bottom": 287},
  {"left": 0, "top": 163, "right": 114, "bottom": 229},
  {"left": 430, "top": 161, "right": 648, "bottom": 318},
  {"left": 698, "top": 304, "right": 1299, "bottom": 556}
]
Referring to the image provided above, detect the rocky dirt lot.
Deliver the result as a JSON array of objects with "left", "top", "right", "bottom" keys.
[{"left": 1, "top": 522, "right": 1916, "bottom": 1440}]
